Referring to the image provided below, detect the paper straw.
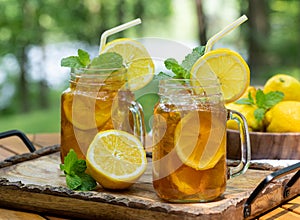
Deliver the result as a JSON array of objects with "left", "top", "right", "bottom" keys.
[
  {"left": 99, "top": 18, "right": 142, "bottom": 53},
  {"left": 205, "top": 15, "right": 248, "bottom": 53}
]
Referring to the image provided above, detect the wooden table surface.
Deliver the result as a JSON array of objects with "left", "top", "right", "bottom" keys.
[{"left": 0, "top": 132, "right": 299, "bottom": 220}]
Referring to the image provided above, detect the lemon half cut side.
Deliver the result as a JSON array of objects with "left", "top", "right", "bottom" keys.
[{"left": 86, "top": 130, "right": 147, "bottom": 190}]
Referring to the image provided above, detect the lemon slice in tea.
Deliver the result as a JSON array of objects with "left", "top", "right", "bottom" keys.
[
  {"left": 86, "top": 130, "right": 147, "bottom": 190},
  {"left": 62, "top": 93, "right": 111, "bottom": 130},
  {"left": 174, "top": 111, "right": 226, "bottom": 170},
  {"left": 190, "top": 48, "right": 250, "bottom": 103},
  {"left": 101, "top": 38, "right": 155, "bottom": 91}
]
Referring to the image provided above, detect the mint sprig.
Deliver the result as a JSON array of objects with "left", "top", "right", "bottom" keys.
[
  {"left": 235, "top": 89, "right": 284, "bottom": 122},
  {"left": 160, "top": 45, "right": 206, "bottom": 79},
  {"left": 61, "top": 49, "right": 123, "bottom": 69},
  {"left": 60, "top": 149, "right": 97, "bottom": 191}
]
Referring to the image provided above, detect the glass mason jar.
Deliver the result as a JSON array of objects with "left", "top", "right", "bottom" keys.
[
  {"left": 152, "top": 79, "right": 251, "bottom": 202},
  {"left": 60, "top": 67, "right": 145, "bottom": 161}
]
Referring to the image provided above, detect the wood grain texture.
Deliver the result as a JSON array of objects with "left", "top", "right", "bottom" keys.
[
  {"left": 258, "top": 207, "right": 300, "bottom": 220},
  {"left": 227, "top": 129, "right": 300, "bottom": 160},
  {"left": 0, "top": 148, "right": 299, "bottom": 220}
]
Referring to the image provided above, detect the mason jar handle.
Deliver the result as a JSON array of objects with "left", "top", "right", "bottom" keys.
[
  {"left": 227, "top": 109, "right": 251, "bottom": 178},
  {"left": 129, "top": 101, "right": 146, "bottom": 148}
]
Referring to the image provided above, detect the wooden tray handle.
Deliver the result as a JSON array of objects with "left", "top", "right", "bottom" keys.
[
  {"left": 243, "top": 161, "right": 300, "bottom": 218},
  {"left": 0, "top": 130, "right": 36, "bottom": 153}
]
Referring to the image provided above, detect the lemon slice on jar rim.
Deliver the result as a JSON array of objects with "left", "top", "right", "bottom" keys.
[
  {"left": 190, "top": 48, "right": 250, "bottom": 103},
  {"left": 101, "top": 38, "right": 155, "bottom": 91},
  {"left": 86, "top": 129, "right": 147, "bottom": 190}
]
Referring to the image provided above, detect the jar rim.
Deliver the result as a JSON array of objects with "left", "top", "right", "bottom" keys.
[
  {"left": 70, "top": 66, "right": 127, "bottom": 79},
  {"left": 159, "top": 78, "right": 221, "bottom": 88}
]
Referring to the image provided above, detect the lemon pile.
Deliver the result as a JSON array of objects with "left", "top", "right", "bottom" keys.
[{"left": 227, "top": 74, "right": 300, "bottom": 132}]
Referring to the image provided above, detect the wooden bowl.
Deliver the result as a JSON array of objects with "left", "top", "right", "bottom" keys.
[{"left": 227, "top": 129, "right": 300, "bottom": 160}]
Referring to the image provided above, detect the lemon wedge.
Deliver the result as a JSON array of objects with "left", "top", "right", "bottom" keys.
[
  {"left": 101, "top": 38, "right": 155, "bottom": 91},
  {"left": 86, "top": 130, "right": 147, "bottom": 190},
  {"left": 190, "top": 48, "right": 250, "bottom": 103}
]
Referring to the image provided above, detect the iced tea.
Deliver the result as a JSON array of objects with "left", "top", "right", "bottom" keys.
[
  {"left": 152, "top": 101, "right": 227, "bottom": 202},
  {"left": 60, "top": 68, "right": 135, "bottom": 161},
  {"left": 152, "top": 79, "right": 251, "bottom": 202}
]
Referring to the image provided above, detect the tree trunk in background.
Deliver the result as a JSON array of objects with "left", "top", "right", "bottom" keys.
[
  {"left": 195, "top": 0, "right": 207, "bottom": 45},
  {"left": 247, "top": 0, "right": 270, "bottom": 75},
  {"left": 39, "top": 46, "right": 49, "bottom": 109},
  {"left": 19, "top": 0, "right": 30, "bottom": 113},
  {"left": 19, "top": 46, "right": 30, "bottom": 113}
]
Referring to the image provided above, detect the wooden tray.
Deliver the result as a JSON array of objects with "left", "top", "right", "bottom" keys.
[{"left": 0, "top": 146, "right": 299, "bottom": 220}]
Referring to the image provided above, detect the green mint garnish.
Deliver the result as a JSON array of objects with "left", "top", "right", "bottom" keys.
[
  {"left": 60, "top": 149, "right": 97, "bottom": 191},
  {"left": 61, "top": 49, "right": 123, "bottom": 69},
  {"left": 235, "top": 89, "right": 284, "bottom": 122},
  {"left": 165, "top": 58, "right": 189, "bottom": 79},
  {"left": 90, "top": 52, "right": 123, "bottom": 69},
  {"left": 61, "top": 49, "right": 91, "bottom": 68},
  {"left": 181, "top": 46, "right": 206, "bottom": 72},
  {"left": 161, "top": 45, "right": 206, "bottom": 79}
]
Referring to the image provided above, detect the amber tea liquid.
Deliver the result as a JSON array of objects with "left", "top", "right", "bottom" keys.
[
  {"left": 152, "top": 102, "right": 227, "bottom": 202},
  {"left": 60, "top": 69, "right": 134, "bottom": 161}
]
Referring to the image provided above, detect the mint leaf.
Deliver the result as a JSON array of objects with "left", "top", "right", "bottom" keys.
[
  {"left": 77, "top": 173, "right": 97, "bottom": 191},
  {"left": 235, "top": 98, "right": 253, "bottom": 105},
  {"left": 61, "top": 50, "right": 123, "bottom": 70},
  {"left": 164, "top": 58, "right": 189, "bottom": 78},
  {"left": 61, "top": 56, "right": 85, "bottom": 68},
  {"left": 161, "top": 46, "right": 205, "bottom": 79},
  {"left": 61, "top": 149, "right": 78, "bottom": 174},
  {"left": 181, "top": 46, "right": 205, "bottom": 71},
  {"left": 72, "top": 159, "right": 87, "bottom": 174},
  {"left": 60, "top": 149, "right": 97, "bottom": 191},
  {"left": 264, "top": 91, "right": 284, "bottom": 109},
  {"left": 255, "top": 89, "right": 265, "bottom": 108},
  {"left": 235, "top": 91, "right": 255, "bottom": 105},
  {"left": 66, "top": 174, "right": 82, "bottom": 190},
  {"left": 90, "top": 52, "right": 123, "bottom": 69},
  {"left": 78, "top": 49, "right": 90, "bottom": 66},
  {"left": 254, "top": 108, "right": 266, "bottom": 122}
]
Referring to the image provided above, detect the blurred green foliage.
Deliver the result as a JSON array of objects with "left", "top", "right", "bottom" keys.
[{"left": 0, "top": 0, "right": 300, "bottom": 133}]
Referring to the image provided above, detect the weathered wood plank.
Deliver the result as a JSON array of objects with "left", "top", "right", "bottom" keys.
[
  {"left": 0, "top": 147, "right": 15, "bottom": 161},
  {"left": 30, "top": 133, "right": 60, "bottom": 148},
  {"left": 0, "top": 135, "right": 36, "bottom": 155}
]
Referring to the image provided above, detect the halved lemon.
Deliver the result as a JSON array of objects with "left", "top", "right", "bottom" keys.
[
  {"left": 174, "top": 111, "right": 226, "bottom": 170},
  {"left": 86, "top": 130, "right": 147, "bottom": 189},
  {"left": 190, "top": 48, "right": 250, "bottom": 103},
  {"left": 101, "top": 38, "right": 155, "bottom": 91}
]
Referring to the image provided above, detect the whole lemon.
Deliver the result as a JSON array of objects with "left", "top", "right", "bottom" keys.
[
  {"left": 264, "top": 101, "right": 300, "bottom": 132},
  {"left": 263, "top": 74, "right": 300, "bottom": 101},
  {"left": 226, "top": 102, "right": 263, "bottom": 131}
]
